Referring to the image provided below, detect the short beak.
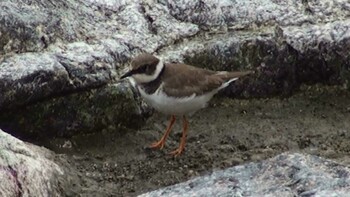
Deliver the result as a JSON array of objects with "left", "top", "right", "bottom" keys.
[{"left": 120, "top": 70, "right": 133, "bottom": 79}]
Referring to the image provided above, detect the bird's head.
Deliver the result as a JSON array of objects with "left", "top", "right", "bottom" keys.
[{"left": 120, "top": 53, "right": 164, "bottom": 84}]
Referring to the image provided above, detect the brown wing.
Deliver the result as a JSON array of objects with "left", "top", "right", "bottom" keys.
[
  {"left": 161, "top": 63, "right": 225, "bottom": 97},
  {"left": 215, "top": 71, "right": 253, "bottom": 81}
]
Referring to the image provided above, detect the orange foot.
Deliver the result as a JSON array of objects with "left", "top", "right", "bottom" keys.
[
  {"left": 169, "top": 116, "right": 188, "bottom": 157},
  {"left": 149, "top": 115, "right": 176, "bottom": 150},
  {"left": 169, "top": 147, "right": 185, "bottom": 157},
  {"left": 149, "top": 139, "right": 166, "bottom": 149}
]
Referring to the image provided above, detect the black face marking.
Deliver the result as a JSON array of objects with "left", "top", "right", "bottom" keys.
[
  {"left": 135, "top": 65, "right": 147, "bottom": 74},
  {"left": 121, "top": 54, "right": 160, "bottom": 80},
  {"left": 145, "top": 63, "right": 156, "bottom": 75},
  {"left": 132, "top": 63, "right": 156, "bottom": 75},
  {"left": 138, "top": 63, "right": 165, "bottom": 94}
]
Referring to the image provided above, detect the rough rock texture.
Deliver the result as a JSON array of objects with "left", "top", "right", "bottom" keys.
[
  {"left": 0, "top": 0, "right": 198, "bottom": 110},
  {"left": 0, "top": 82, "right": 149, "bottom": 139},
  {"left": 140, "top": 152, "right": 350, "bottom": 197},
  {"left": 165, "top": 0, "right": 349, "bottom": 28},
  {"left": 1, "top": 0, "right": 350, "bottom": 196},
  {"left": 1, "top": 0, "right": 350, "bottom": 138},
  {"left": 0, "top": 129, "right": 66, "bottom": 196},
  {"left": 1, "top": 0, "right": 349, "bottom": 109}
]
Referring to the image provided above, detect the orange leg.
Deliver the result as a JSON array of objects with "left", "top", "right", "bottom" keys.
[
  {"left": 169, "top": 116, "right": 188, "bottom": 156},
  {"left": 149, "top": 115, "right": 176, "bottom": 149}
]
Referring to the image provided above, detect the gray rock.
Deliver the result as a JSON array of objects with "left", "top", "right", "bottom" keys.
[
  {"left": 0, "top": 82, "right": 148, "bottom": 139},
  {"left": 0, "top": 129, "right": 66, "bottom": 196},
  {"left": 1, "top": 0, "right": 350, "bottom": 137},
  {"left": 0, "top": 0, "right": 199, "bottom": 110},
  {"left": 139, "top": 153, "right": 350, "bottom": 197},
  {"left": 0, "top": 1, "right": 350, "bottom": 196},
  {"left": 165, "top": 0, "right": 349, "bottom": 28}
]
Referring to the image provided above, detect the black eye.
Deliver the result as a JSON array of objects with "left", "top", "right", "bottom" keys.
[
  {"left": 136, "top": 64, "right": 148, "bottom": 73},
  {"left": 143, "top": 64, "right": 154, "bottom": 74},
  {"left": 145, "top": 64, "right": 151, "bottom": 73},
  {"left": 135, "top": 64, "right": 153, "bottom": 74},
  {"left": 144, "top": 64, "right": 150, "bottom": 70}
]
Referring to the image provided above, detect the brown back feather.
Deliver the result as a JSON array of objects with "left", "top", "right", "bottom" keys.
[{"left": 161, "top": 64, "right": 252, "bottom": 97}]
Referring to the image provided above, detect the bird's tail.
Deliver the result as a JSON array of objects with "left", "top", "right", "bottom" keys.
[
  {"left": 216, "top": 70, "right": 253, "bottom": 90},
  {"left": 215, "top": 71, "right": 253, "bottom": 80}
]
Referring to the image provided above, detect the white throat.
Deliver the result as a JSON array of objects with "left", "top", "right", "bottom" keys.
[{"left": 132, "top": 60, "right": 164, "bottom": 84}]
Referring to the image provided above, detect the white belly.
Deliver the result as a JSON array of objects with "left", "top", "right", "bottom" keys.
[{"left": 138, "top": 87, "right": 217, "bottom": 116}]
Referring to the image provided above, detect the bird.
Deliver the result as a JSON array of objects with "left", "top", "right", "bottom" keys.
[{"left": 120, "top": 53, "right": 252, "bottom": 156}]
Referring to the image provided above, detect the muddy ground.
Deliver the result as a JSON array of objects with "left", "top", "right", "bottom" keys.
[{"left": 45, "top": 85, "right": 350, "bottom": 196}]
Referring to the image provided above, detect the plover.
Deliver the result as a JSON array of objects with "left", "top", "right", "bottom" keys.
[{"left": 121, "top": 53, "right": 252, "bottom": 156}]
